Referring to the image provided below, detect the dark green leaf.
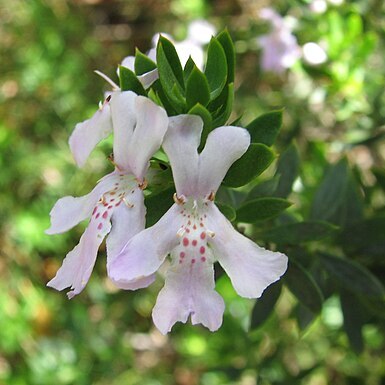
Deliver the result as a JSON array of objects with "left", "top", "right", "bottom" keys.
[
  {"left": 310, "top": 158, "right": 349, "bottom": 222},
  {"left": 319, "top": 253, "right": 385, "bottom": 298},
  {"left": 183, "top": 56, "right": 196, "bottom": 82},
  {"left": 216, "top": 203, "right": 236, "bottom": 222},
  {"left": 339, "top": 216, "right": 385, "bottom": 258},
  {"left": 157, "top": 36, "right": 184, "bottom": 87},
  {"left": 217, "top": 29, "right": 235, "bottom": 83},
  {"left": 186, "top": 67, "right": 210, "bottom": 109},
  {"left": 236, "top": 198, "right": 291, "bottom": 223},
  {"left": 144, "top": 186, "right": 174, "bottom": 227},
  {"left": 134, "top": 48, "right": 157, "bottom": 75},
  {"left": 246, "top": 110, "right": 283, "bottom": 146},
  {"left": 250, "top": 282, "right": 282, "bottom": 330},
  {"left": 156, "top": 38, "right": 186, "bottom": 111},
  {"left": 212, "top": 83, "right": 234, "bottom": 127},
  {"left": 118, "top": 65, "right": 146, "bottom": 95},
  {"left": 223, "top": 143, "right": 275, "bottom": 188},
  {"left": 274, "top": 143, "right": 300, "bottom": 198},
  {"left": 261, "top": 221, "right": 338, "bottom": 244},
  {"left": 204, "top": 37, "right": 227, "bottom": 99},
  {"left": 246, "top": 176, "right": 281, "bottom": 200},
  {"left": 285, "top": 262, "right": 324, "bottom": 313},
  {"left": 340, "top": 290, "right": 366, "bottom": 353},
  {"left": 188, "top": 103, "right": 213, "bottom": 150}
]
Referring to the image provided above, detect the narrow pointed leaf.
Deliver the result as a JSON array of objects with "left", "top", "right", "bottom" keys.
[
  {"left": 217, "top": 29, "right": 235, "bottom": 83},
  {"left": 310, "top": 158, "right": 349, "bottom": 222},
  {"left": 186, "top": 67, "right": 210, "bottom": 109},
  {"left": 285, "top": 262, "right": 324, "bottom": 313},
  {"left": 246, "top": 176, "right": 281, "bottom": 200},
  {"left": 217, "top": 203, "right": 236, "bottom": 222},
  {"left": 188, "top": 103, "right": 212, "bottom": 150},
  {"left": 250, "top": 282, "right": 282, "bottom": 329},
  {"left": 212, "top": 83, "right": 234, "bottom": 127},
  {"left": 205, "top": 37, "right": 227, "bottom": 99},
  {"left": 274, "top": 143, "right": 300, "bottom": 198},
  {"left": 319, "top": 253, "right": 385, "bottom": 298}
]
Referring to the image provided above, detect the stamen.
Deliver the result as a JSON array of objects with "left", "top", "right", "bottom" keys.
[
  {"left": 176, "top": 228, "right": 186, "bottom": 237},
  {"left": 122, "top": 198, "right": 134, "bottom": 208},
  {"left": 206, "top": 229, "right": 216, "bottom": 238},
  {"left": 208, "top": 191, "right": 215, "bottom": 201},
  {"left": 138, "top": 178, "right": 147, "bottom": 190},
  {"left": 173, "top": 193, "right": 186, "bottom": 205},
  {"left": 94, "top": 70, "right": 120, "bottom": 90}
]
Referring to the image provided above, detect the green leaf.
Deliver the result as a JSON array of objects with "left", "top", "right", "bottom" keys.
[
  {"left": 118, "top": 65, "right": 146, "bottom": 95},
  {"left": 157, "top": 36, "right": 184, "bottom": 87},
  {"left": 319, "top": 253, "right": 385, "bottom": 298},
  {"left": 134, "top": 48, "right": 157, "bottom": 75},
  {"left": 285, "top": 262, "right": 324, "bottom": 313},
  {"left": 246, "top": 176, "right": 281, "bottom": 200},
  {"left": 217, "top": 29, "right": 235, "bottom": 83},
  {"left": 310, "top": 158, "right": 349, "bottom": 222},
  {"left": 260, "top": 221, "right": 338, "bottom": 244},
  {"left": 274, "top": 143, "right": 300, "bottom": 198},
  {"left": 204, "top": 37, "right": 227, "bottom": 99},
  {"left": 223, "top": 143, "right": 275, "bottom": 188},
  {"left": 340, "top": 290, "right": 367, "bottom": 353},
  {"left": 186, "top": 66, "right": 210, "bottom": 109},
  {"left": 216, "top": 203, "right": 236, "bottom": 222},
  {"left": 212, "top": 83, "right": 234, "bottom": 127},
  {"left": 156, "top": 38, "right": 186, "bottom": 111},
  {"left": 144, "top": 186, "right": 174, "bottom": 227},
  {"left": 183, "top": 56, "right": 196, "bottom": 82},
  {"left": 236, "top": 198, "right": 291, "bottom": 223},
  {"left": 250, "top": 282, "right": 282, "bottom": 330},
  {"left": 188, "top": 103, "right": 212, "bottom": 150},
  {"left": 246, "top": 110, "right": 283, "bottom": 146},
  {"left": 339, "top": 216, "right": 385, "bottom": 258}
]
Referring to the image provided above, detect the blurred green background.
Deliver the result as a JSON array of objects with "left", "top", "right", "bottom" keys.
[{"left": 1, "top": 0, "right": 385, "bottom": 384}]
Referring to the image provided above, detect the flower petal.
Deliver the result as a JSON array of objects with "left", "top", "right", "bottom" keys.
[
  {"left": 138, "top": 69, "right": 159, "bottom": 89},
  {"left": 125, "top": 96, "right": 168, "bottom": 180},
  {"left": 47, "top": 216, "right": 111, "bottom": 299},
  {"left": 112, "top": 274, "right": 156, "bottom": 291},
  {"left": 152, "top": 252, "right": 225, "bottom": 334},
  {"left": 106, "top": 187, "right": 149, "bottom": 290},
  {"left": 108, "top": 203, "right": 183, "bottom": 284},
  {"left": 162, "top": 115, "right": 203, "bottom": 197},
  {"left": 69, "top": 102, "right": 112, "bottom": 167},
  {"left": 110, "top": 91, "right": 137, "bottom": 171},
  {"left": 198, "top": 126, "right": 250, "bottom": 195},
  {"left": 46, "top": 172, "right": 119, "bottom": 235},
  {"left": 206, "top": 204, "right": 288, "bottom": 298}
]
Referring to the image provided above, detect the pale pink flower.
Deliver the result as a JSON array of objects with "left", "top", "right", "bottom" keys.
[
  {"left": 109, "top": 115, "right": 288, "bottom": 333},
  {"left": 259, "top": 8, "right": 301, "bottom": 73},
  {"left": 46, "top": 91, "right": 168, "bottom": 298}
]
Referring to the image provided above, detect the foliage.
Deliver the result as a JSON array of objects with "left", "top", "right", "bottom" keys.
[{"left": 1, "top": 0, "right": 385, "bottom": 384}]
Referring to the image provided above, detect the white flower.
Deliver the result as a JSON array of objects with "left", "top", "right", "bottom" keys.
[
  {"left": 108, "top": 115, "right": 288, "bottom": 333},
  {"left": 46, "top": 92, "right": 168, "bottom": 298}
]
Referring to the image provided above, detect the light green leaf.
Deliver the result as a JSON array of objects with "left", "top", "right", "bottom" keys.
[{"left": 134, "top": 48, "right": 157, "bottom": 75}]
